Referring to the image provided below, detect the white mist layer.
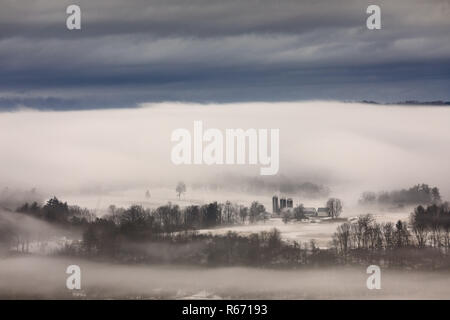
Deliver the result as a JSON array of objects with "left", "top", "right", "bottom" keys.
[
  {"left": 0, "top": 101, "right": 449, "bottom": 209},
  {"left": 1, "top": 256, "right": 449, "bottom": 299}
]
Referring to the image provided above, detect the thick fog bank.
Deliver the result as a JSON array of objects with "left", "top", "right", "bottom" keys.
[
  {"left": 0, "top": 256, "right": 449, "bottom": 299},
  {"left": 1, "top": 102, "right": 449, "bottom": 210}
]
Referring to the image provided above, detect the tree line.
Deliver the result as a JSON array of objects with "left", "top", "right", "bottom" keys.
[
  {"left": 4, "top": 197, "right": 450, "bottom": 269},
  {"left": 332, "top": 203, "right": 450, "bottom": 268},
  {"left": 358, "top": 184, "right": 441, "bottom": 208},
  {"left": 17, "top": 197, "right": 95, "bottom": 226}
]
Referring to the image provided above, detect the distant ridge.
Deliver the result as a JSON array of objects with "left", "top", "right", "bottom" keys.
[{"left": 361, "top": 100, "right": 450, "bottom": 106}]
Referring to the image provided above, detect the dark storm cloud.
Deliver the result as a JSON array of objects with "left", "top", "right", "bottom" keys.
[{"left": 0, "top": 0, "right": 449, "bottom": 109}]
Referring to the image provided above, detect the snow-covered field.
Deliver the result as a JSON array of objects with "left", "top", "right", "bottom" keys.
[
  {"left": 198, "top": 209, "right": 410, "bottom": 248},
  {"left": 198, "top": 218, "right": 342, "bottom": 247}
]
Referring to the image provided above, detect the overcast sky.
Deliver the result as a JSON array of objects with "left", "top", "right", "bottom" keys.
[{"left": 1, "top": 0, "right": 449, "bottom": 110}]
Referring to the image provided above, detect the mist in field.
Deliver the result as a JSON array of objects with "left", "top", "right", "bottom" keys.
[
  {"left": 0, "top": 256, "right": 449, "bottom": 299},
  {"left": 0, "top": 101, "right": 449, "bottom": 212},
  {"left": 1, "top": 102, "right": 450, "bottom": 299},
  {"left": 0, "top": 209, "right": 81, "bottom": 254}
]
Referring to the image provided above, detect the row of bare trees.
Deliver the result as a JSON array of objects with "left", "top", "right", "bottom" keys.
[
  {"left": 333, "top": 215, "right": 411, "bottom": 254},
  {"left": 81, "top": 201, "right": 268, "bottom": 257},
  {"left": 106, "top": 200, "right": 267, "bottom": 232},
  {"left": 332, "top": 203, "right": 450, "bottom": 266},
  {"left": 6, "top": 197, "right": 268, "bottom": 255},
  {"left": 410, "top": 203, "right": 450, "bottom": 250}
]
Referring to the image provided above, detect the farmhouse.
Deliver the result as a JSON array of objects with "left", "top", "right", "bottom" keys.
[
  {"left": 303, "top": 207, "right": 317, "bottom": 217},
  {"left": 317, "top": 207, "right": 331, "bottom": 217}
]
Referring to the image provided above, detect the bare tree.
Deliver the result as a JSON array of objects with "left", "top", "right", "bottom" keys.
[
  {"left": 282, "top": 210, "right": 292, "bottom": 224},
  {"left": 326, "top": 198, "right": 343, "bottom": 219},
  {"left": 176, "top": 181, "right": 186, "bottom": 199},
  {"left": 293, "top": 204, "right": 305, "bottom": 220},
  {"left": 239, "top": 206, "right": 248, "bottom": 224},
  {"left": 410, "top": 206, "right": 429, "bottom": 248},
  {"left": 333, "top": 222, "right": 351, "bottom": 258},
  {"left": 249, "top": 201, "right": 266, "bottom": 223},
  {"left": 382, "top": 222, "right": 395, "bottom": 249}
]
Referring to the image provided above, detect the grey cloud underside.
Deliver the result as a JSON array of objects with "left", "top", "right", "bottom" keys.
[{"left": 0, "top": 0, "right": 449, "bottom": 109}]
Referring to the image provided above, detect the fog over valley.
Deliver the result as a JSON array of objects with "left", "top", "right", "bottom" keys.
[
  {"left": 1, "top": 101, "right": 450, "bottom": 299},
  {"left": 1, "top": 0, "right": 450, "bottom": 302},
  {"left": 1, "top": 256, "right": 449, "bottom": 299},
  {"left": 0, "top": 101, "right": 449, "bottom": 212}
]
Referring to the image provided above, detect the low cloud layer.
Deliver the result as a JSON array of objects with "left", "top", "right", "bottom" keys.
[{"left": 0, "top": 102, "right": 449, "bottom": 207}]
